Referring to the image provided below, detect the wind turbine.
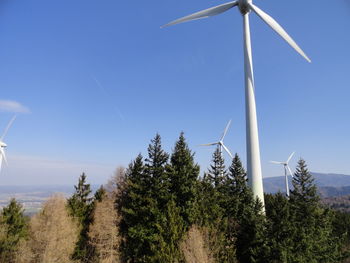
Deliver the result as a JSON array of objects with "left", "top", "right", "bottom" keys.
[
  {"left": 199, "top": 120, "right": 233, "bottom": 160},
  {"left": 0, "top": 115, "right": 16, "bottom": 173},
  {"left": 162, "top": 0, "right": 310, "bottom": 206},
  {"left": 270, "top": 152, "right": 295, "bottom": 197}
]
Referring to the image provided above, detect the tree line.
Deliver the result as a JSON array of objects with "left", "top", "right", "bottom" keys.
[{"left": 1, "top": 132, "right": 350, "bottom": 263}]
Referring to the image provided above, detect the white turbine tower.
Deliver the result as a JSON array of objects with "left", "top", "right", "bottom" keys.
[
  {"left": 0, "top": 115, "right": 16, "bottom": 173},
  {"left": 162, "top": 0, "right": 310, "bottom": 206},
  {"left": 270, "top": 152, "right": 295, "bottom": 197},
  {"left": 200, "top": 120, "right": 233, "bottom": 159}
]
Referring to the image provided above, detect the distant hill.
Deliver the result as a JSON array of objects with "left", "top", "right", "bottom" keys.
[
  {"left": 1, "top": 173, "right": 350, "bottom": 215},
  {"left": 264, "top": 172, "right": 350, "bottom": 197}
]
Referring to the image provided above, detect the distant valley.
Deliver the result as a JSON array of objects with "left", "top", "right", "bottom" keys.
[{"left": 1, "top": 172, "right": 350, "bottom": 215}]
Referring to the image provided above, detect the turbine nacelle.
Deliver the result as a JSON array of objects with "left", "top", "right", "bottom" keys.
[
  {"left": 0, "top": 115, "right": 16, "bottom": 173},
  {"left": 270, "top": 152, "right": 295, "bottom": 197},
  {"left": 199, "top": 120, "right": 233, "bottom": 159},
  {"left": 162, "top": 1, "right": 311, "bottom": 62},
  {"left": 238, "top": 0, "right": 251, "bottom": 15}
]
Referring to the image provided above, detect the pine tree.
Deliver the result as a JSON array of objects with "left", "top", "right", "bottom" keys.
[
  {"left": 120, "top": 154, "right": 160, "bottom": 262},
  {"left": 0, "top": 198, "right": 28, "bottom": 263},
  {"left": 207, "top": 147, "right": 227, "bottom": 188},
  {"left": 265, "top": 193, "right": 294, "bottom": 263},
  {"left": 289, "top": 159, "right": 342, "bottom": 263},
  {"left": 67, "top": 173, "right": 94, "bottom": 262},
  {"left": 197, "top": 148, "right": 226, "bottom": 227},
  {"left": 168, "top": 132, "right": 200, "bottom": 227},
  {"left": 145, "top": 133, "right": 170, "bottom": 210},
  {"left": 94, "top": 185, "right": 107, "bottom": 203},
  {"left": 155, "top": 198, "right": 185, "bottom": 262},
  {"left": 235, "top": 199, "right": 269, "bottom": 263},
  {"left": 222, "top": 153, "right": 250, "bottom": 219}
]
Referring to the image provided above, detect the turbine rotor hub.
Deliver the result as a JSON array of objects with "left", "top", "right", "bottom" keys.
[{"left": 238, "top": 0, "right": 251, "bottom": 15}]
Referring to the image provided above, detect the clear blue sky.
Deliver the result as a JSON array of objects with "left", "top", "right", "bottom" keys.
[{"left": 0, "top": 0, "right": 349, "bottom": 185}]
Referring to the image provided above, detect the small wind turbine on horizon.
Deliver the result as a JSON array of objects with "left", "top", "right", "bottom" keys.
[
  {"left": 162, "top": 0, "right": 311, "bottom": 207},
  {"left": 270, "top": 152, "right": 295, "bottom": 197},
  {"left": 0, "top": 115, "right": 16, "bottom": 174},
  {"left": 199, "top": 120, "right": 233, "bottom": 160}
]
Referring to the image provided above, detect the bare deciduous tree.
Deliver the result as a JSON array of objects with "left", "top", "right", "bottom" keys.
[
  {"left": 16, "top": 195, "right": 79, "bottom": 263},
  {"left": 105, "top": 166, "right": 127, "bottom": 200},
  {"left": 88, "top": 196, "right": 120, "bottom": 263},
  {"left": 180, "top": 225, "right": 214, "bottom": 263}
]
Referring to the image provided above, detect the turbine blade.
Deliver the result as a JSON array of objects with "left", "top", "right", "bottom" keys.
[
  {"left": 270, "top": 161, "right": 283, "bottom": 165},
  {"left": 0, "top": 148, "right": 7, "bottom": 166},
  {"left": 222, "top": 144, "right": 233, "bottom": 159},
  {"left": 199, "top": 142, "right": 218, "bottom": 147},
  {"left": 1, "top": 115, "right": 16, "bottom": 141},
  {"left": 287, "top": 165, "right": 294, "bottom": 177},
  {"left": 248, "top": 3, "right": 311, "bottom": 63},
  {"left": 161, "top": 1, "right": 238, "bottom": 28},
  {"left": 286, "top": 151, "right": 295, "bottom": 163},
  {"left": 220, "top": 120, "right": 232, "bottom": 141}
]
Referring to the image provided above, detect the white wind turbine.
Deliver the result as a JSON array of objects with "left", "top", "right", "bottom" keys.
[
  {"left": 270, "top": 152, "right": 295, "bottom": 197},
  {"left": 162, "top": 0, "right": 310, "bottom": 206},
  {"left": 0, "top": 115, "right": 16, "bottom": 174},
  {"left": 200, "top": 120, "right": 233, "bottom": 160}
]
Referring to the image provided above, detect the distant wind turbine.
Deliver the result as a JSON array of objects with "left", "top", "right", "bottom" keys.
[
  {"left": 0, "top": 115, "right": 16, "bottom": 174},
  {"left": 200, "top": 120, "right": 233, "bottom": 159},
  {"left": 270, "top": 152, "right": 295, "bottom": 197},
  {"left": 162, "top": 0, "right": 310, "bottom": 206}
]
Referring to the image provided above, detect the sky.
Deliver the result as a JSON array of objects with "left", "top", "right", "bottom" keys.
[{"left": 0, "top": 0, "right": 349, "bottom": 186}]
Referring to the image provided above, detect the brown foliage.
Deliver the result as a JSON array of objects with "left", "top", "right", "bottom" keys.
[
  {"left": 88, "top": 196, "right": 120, "bottom": 263},
  {"left": 105, "top": 166, "right": 127, "bottom": 201},
  {"left": 16, "top": 195, "right": 79, "bottom": 263},
  {"left": 180, "top": 225, "right": 214, "bottom": 263}
]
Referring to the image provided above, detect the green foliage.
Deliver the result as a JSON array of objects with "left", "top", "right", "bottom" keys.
[
  {"left": 196, "top": 149, "right": 225, "bottom": 227},
  {"left": 155, "top": 198, "right": 185, "bottom": 262},
  {"left": 0, "top": 135, "right": 345, "bottom": 263},
  {"left": 265, "top": 193, "right": 295, "bottom": 263},
  {"left": 94, "top": 185, "right": 107, "bottom": 203},
  {"left": 67, "top": 173, "right": 94, "bottom": 262},
  {"left": 120, "top": 134, "right": 179, "bottom": 262},
  {"left": 207, "top": 147, "right": 227, "bottom": 188},
  {"left": 235, "top": 198, "right": 269, "bottom": 263},
  {"left": 168, "top": 132, "right": 200, "bottom": 227},
  {"left": 221, "top": 153, "right": 251, "bottom": 219},
  {"left": 285, "top": 159, "right": 342, "bottom": 263},
  {"left": 0, "top": 198, "right": 28, "bottom": 263}
]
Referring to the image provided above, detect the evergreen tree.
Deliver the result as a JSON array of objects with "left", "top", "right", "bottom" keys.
[
  {"left": 120, "top": 154, "right": 152, "bottom": 262},
  {"left": 197, "top": 148, "right": 226, "bottom": 227},
  {"left": 155, "top": 198, "right": 185, "bottom": 262},
  {"left": 67, "top": 173, "right": 94, "bottom": 262},
  {"left": 144, "top": 133, "right": 170, "bottom": 210},
  {"left": 94, "top": 185, "right": 107, "bottom": 203},
  {"left": 289, "top": 159, "right": 342, "bottom": 263},
  {"left": 222, "top": 153, "right": 250, "bottom": 218},
  {"left": 0, "top": 198, "right": 28, "bottom": 263},
  {"left": 207, "top": 147, "right": 227, "bottom": 188},
  {"left": 265, "top": 193, "right": 294, "bottom": 263},
  {"left": 235, "top": 199, "right": 269, "bottom": 263},
  {"left": 168, "top": 132, "right": 200, "bottom": 227}
]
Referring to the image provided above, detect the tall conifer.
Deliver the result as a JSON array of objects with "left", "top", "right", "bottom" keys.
[
  {"left": 0, "top": 198, "right": 27, "bottom": 263},
  {"left": 168, "top": 132, "right": 200, "bottom": 227},
  {"left": 289, "top": 159, "right": 341, "bottom": 262},
  {"left": 67, "top": 173, "right": 94, "bottom": 262}
]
